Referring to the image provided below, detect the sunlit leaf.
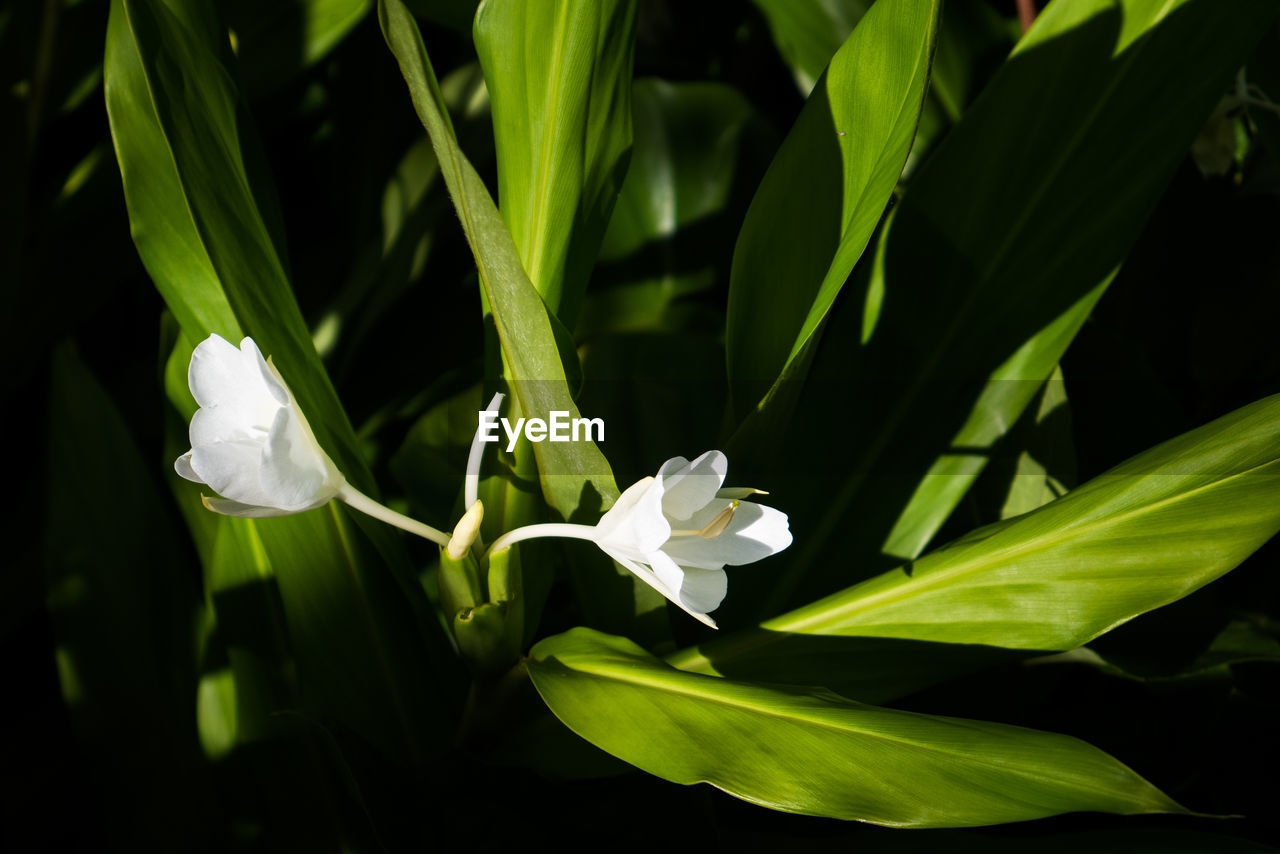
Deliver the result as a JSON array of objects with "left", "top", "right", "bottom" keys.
[
  {"left": 766, "top": 0, "right": 1280, "bottom": 611},
  {"left": 474, "top": 0, "right": 636, "bottom": 322},
  {"left": 529, "top": 627, "right": 1183, "bottom": 827},
  {"left": 726, "top": 0, "right": 939, "bottom": 424},
  {"left": 105, "top": 0, "right": 455, "bottom": 761}
]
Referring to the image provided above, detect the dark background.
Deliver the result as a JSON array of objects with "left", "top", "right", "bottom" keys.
[{"left": 4, "top": 0, "right": 1278, "bottom": 849}]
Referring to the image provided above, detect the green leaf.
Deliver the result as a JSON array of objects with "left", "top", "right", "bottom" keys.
[
  {"left": 690, "top": 393, "right": 1280, "bottom": 663},
  {"left": 726, "top": 0, "right": 940, "bottom": 421},
  {"left": 528, "top": 627, "right": 1183, "bottom": 827},
  {"left": 379, "top": 0, "right": 618, "bottom": 520},
  {"left": 767, "top": 0, "right": 1280, "bottom": 609},
  {"left": 582, "top": 79, "right": 767, "bottom": 338},
  {"left": 474, "top": 0, "right": 636, "bottom": 323},
  {"left": 106, "top": 0, "right": 454, "bottom": 760}
]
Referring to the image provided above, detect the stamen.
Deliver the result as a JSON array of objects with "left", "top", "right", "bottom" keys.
[
  {"left": 446, "top": 500, "right": 484, "bottom": 559},
  {"left": 698, "top": 500, "right": 739, "bottom": 539}
]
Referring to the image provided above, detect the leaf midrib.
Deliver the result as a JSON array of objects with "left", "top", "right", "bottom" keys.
[
  {"left": 778, "top": 0, "right": 1184, "bottom": 598},
  {"left": 776, "top": 454, "right": 1280, "bottom": 634},
  {"left": 537, "top": 649, "right": 1147, "bottom": 797},
  {"left": 781, "top": 0, "right": 937, "bottom": 371},
  {"left": 522, "top": 0, "right": 572, "bottom": 294}
]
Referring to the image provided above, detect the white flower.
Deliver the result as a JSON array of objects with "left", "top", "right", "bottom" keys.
[
  {"left": 592, "top": 450, "right": 792, "bottom": 628},
  {"left": 175, "top": 334, "right": 346, "bottom": 517}
]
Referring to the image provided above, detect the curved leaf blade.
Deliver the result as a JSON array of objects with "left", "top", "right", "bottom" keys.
[
  {"left": 379, "top": 0, "right": 617, "bottom": 518},
  {"left": 767, "top": 0, "right": 1280, "bottom": 609},
  {"left": 474, "top": 0, "right": 636, "bottom": 322},
  {"left": 105, "top": 0, "right": 454, "bottom": 760},
  {"left": 528, "top": 627, "right": 1183, "bottom": 827},
  {"left": 676, "top": 393, "right": 1280, "bottom": 678},
  {"left": 726, "top": 0, "right": 940, "bottom": 419}
]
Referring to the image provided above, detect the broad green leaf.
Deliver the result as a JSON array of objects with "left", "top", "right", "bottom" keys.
[
  {"left": 528, "top": 627, "right": 1183, "bottom": 827},
  {"left": 751, "top": 0, "right": 1012, "bottom": 171},
  {"left": 726, "top": 0, "right": 940, "bottom": 421},
  {"left": 474, "top": 0, "right": 636, "bottom": 323},
  {"left": 582, "top": 79, "right": 768, "bottom": 339},
  {"left": 379, "top": 0, "right": 618, "bottom": 520},
  {"left": 106, "top": 0, "right": 454, "bottom": 760},
  {"left": 684, "top": 393, "right": 1280, "bottom": 666},
  {"left": 766, "top": 0, "right": 1280, "bottom": 610}
]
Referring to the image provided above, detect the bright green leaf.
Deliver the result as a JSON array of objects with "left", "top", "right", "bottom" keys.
[
  {"left": 106, "top": 0, "right": 455, "bottom": 760},
  {"left": 766, "top": 0, "right": 1280, "bottom": 610},
  {"left": 726, "top": 0, "right": 940, "bottom": 421},
  {"left": 379, "top": 0, "right": 618, "bottom": 520},
  {"left": 474, "top": 0, "right": 636, "bottom": 323},
  {"left": 528, "top": 627, "right": 1183, "bottom": 827},
  {"left": 690, "top": 393, "right": 1280, "bottom": 663}
]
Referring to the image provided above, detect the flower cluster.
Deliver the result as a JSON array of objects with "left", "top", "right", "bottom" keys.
[{"left": 177, "top": 334, "right": 791, "bottom": 626}]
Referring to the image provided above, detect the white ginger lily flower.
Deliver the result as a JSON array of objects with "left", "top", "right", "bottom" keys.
[
  {"left": 485, "top": 450, "right": 791, "bottom": 627},
  {"left": 175, "top": 334, "right": 344, "bottom": 517},
  {"left": 175, "top": 334, "right": 451, "bottom": 546},
  {"left": 593, "top": 451, "right": 791, "bottom": 627}
]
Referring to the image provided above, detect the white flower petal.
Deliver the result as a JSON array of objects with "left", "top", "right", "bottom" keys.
[
  {"left": 660, "top": 500, "right": 792, "bottom": 568},
  {"left": 727, "top": 502, "right": 793, "bottom": 557},
  {"left": 260, "top": 407, "right": 330, "bottom": 509},
  {"left": 593, "top": 476, "right": 654, "bottom": 540},
  {"left": 175, "top": 451, "right": 202, "bottom": 484},
  {"left": 677, "top": 566, "right": 728, "bottom": 614},
  {"left": 201, "top": 495, "right": 294, "bottom": 517},
  {"left": 251, "top": 346, "right": 291, "bottom": 406},
  {"left": 187, "top": 333, "right": 247, "bottom": 408},
  {"left": 659, "top": 450, "right": 728, "bottom": 520},
  {"left": 647, "top": 547, "right": 686, "bottom": 597},
  {"left": 645, "top": 549, "right": 729, "bottom": 616},
  {"left": 189, "top": 402, "right": 272, "bottom": 447},
  {"left": 190, "top": 439, "right": 273, "bottom": 506},
  {"left": 178, "top": 335, "right": 345, "bottom": 517},
  {"left": 594, "top": 476, "right": 670, "bottom": 553},
  {"left": 602, "top": 546, "right": 717, "bottom": 629}
]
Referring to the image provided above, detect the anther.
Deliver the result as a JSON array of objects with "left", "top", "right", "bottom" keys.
[{"left": 698, "top": 500, "right": 739, "bottom": 539}]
